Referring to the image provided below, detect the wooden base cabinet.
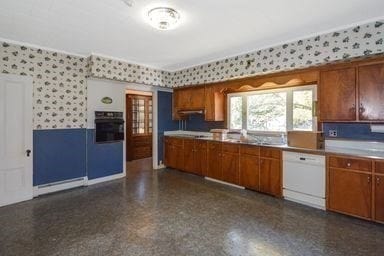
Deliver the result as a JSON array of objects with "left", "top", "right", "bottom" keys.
[
  {"left": 259, "top": 148, "right": 282, "bottom": 197},
  {"left": 183, "top": 139, "right": 207, "bottom": 176},
  {"left": 207, "top": 141, "right": 222, "bottom": 180},
  {"left": 164, "top": 137, "right": 184, "bottom": 170},
  {"left": 328, "top": 168, "right": 372, "bottom": 219},
  {"left": 221, "top": 143, "right": 240, "bottom": 185},
  {"left": 239, "top": 145, "right": 260, "bottom": 191},
  {"left": 374, "top": 174, "right": 384, "bottom": 223},
  {"left": 327, "top": 155, "right": 373, "bottom": 220}
]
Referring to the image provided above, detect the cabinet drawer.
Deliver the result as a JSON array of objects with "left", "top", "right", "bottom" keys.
[
  {"left": 165, "top": 137, "right": 184, "bottom": 146},
  {"left": 260, "top": 147, "right": 281, "bottom": 159},
  {"left": 240, "top": 145, "right": 260, "bottom": 156},
  {"left": 208, "top": 141, "right": 222, "bottom": 151},
  {"left": 222, "top": 143, "right": 239, "bottom": 153},
  {"left": 328, "top": 156, "right": 372, "bottom": 172},
  {"left": 375, "top": 161, "right": 384, "bottom": 174}
]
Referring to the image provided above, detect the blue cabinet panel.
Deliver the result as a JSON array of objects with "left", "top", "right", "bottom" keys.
[
  {"left": 323, "top": 123, "right": 384, "bottom": 141},
  {"left": 33, "top": 129, "right": 87, "bottom": 186},
  {"left": 87, "top": 129, "right": 123, "bottom": 180}
]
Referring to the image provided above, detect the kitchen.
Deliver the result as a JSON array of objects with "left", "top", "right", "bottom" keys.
[{"left": 1, "top": 0, "right": 384, "bottom": 255}]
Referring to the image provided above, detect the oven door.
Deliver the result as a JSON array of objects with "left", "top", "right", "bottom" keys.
[{"left": 95, "top": 119, "right": 124, "bottom": 143}]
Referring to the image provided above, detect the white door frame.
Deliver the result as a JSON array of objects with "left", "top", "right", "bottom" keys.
[
  {"left": 0, "top": 73, "right": 33, "bottom": 207},
  {"left": 124, "top": 83, "right": 173, "bottom": 170}
]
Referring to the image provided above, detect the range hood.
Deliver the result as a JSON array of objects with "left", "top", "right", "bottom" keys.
[{"left": 177, "top": 109, "right": 205, "bottom": 115}]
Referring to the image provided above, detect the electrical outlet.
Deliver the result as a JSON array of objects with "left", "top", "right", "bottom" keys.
[{"left": 329, "top": 130, "right": 338, "bottom": 137}]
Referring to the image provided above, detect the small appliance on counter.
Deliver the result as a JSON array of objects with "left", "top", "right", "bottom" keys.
[
  {"left": 94, "top": 111, "right": 124, "bottom": 143},
  {"left": 287, "top": 131, "right": 324, "bottom": 149},
  {"left": 210, "top": 129, "right": 229, "bottom": 140}
]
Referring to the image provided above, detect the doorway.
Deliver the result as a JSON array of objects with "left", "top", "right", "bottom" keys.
[
  {"left": 0, "top": 74, "right": 33, "bottom": 207},
  {"left": 125, "top": 90, "right": 153, "bottom": 172}
]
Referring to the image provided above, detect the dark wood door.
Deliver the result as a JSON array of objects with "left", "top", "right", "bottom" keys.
[
  {"left": 358, "top": 63, "right": 384, "bottom": 121},
  {"left": 374, "top": 175, "right": 384, "bottom": 222},
  {"left": 240, "top": 154, "right": 260, "bottom": 190},
  {"left": 259, "top": 158, "right": 281, "bottom": 196},
  {"left": 126, "top": 94, "right": 153, "bottom": 161},
  {"left": 222, "top": 152, "right": 239, "bottom": 185},
  {"left": 328, "top": 168, "right": 372, "bottom": 219},
  {"left": 319, "top": 68, "right": 356, "bottom": 121},
  {"left": 207, "top": 142, "right": 222, "bottom": 180},
  {"left": 195, "top": 140, "right": 207, "bottom": 176},
  {"left": 183, "top": 139, "right": 195, "bottom": 173}
]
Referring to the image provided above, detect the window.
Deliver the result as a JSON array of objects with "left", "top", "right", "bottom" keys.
[{"left": 228, "top": 85, "right": 316, "bottom": 133}]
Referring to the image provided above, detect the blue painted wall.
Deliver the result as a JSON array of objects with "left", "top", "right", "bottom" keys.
[
  {"left": 157, "top": 91, "right": 179, "bottom": 164},
  {"left": 186, "top": 114, "right": 225, "bottom": 132},
  {"left": 33, "top": 129, "right": 87, "bottom": 186},
  {"left": 322, "top": 123, "right": 384, "bottom": 141},
  {"left": 86, "top": 129, "right": 124, "bottom": 180}
]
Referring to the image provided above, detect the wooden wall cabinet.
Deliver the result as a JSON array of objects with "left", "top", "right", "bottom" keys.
[
  {"left": 319, "top": 61, "right": 384, "bottom": 122},
  {"left": 204, "top": 85, "right": 225, "bottom": 121},
  {"left": 319, "top": 68, "right": 356, "bottom": 121},
  {"left": 327, "top": 156, "right": 372, "bottom": 219},
  {"left": 259, "top": 147, "right": 282, "bottom": 197},
  {"left": 173, "top": 87, "right": 206, "bottom": 120},
  {"left": 358, "top": 63, "right": 384, "bottom": 121}
]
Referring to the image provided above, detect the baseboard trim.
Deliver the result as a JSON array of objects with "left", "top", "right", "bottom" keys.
[
  {"left": 204, "top": 177, "right": 245, "bottom": 189},
  {"left": 34, "top": 177, "right": 87, "bottom": 197},
  {"left": 155, "top": 164, "right": 166, "bottom": 169},
  {"left": 87, "top": 172, "right": 126, "bottom": 185}
]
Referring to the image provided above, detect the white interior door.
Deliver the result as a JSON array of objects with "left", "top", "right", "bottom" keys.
[{"left": 0, "top": 74, "right": 33, "bottom": 207}]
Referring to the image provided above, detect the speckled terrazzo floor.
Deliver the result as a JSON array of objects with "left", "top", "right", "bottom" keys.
[{"left": 1, "top": 168, "right": 384, "bottom": 256}]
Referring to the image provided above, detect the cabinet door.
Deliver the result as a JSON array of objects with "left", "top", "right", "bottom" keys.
[
  {"left": 222, "top": 152, "right": 240, "bottom": 185},
  {"left": 173, "top": 144, "right": 184, "bottom": 170},
  {"left": 358, "top": 63, "right": 384, "bottom": 121},
  {"left": 240, "top": 154, "right": 260, "bottom": 190},
  {"left": 204, "top": 85, "right": 224, "bottom": 121},
  {"left": 375, "top": 175, "right": 384, "bottom": 222},
  {"left": 328, "top": 168, "right": 372, "bottom": 219},
  {"left": 260, "top": 158, "right": 281, "bottom": 196},
  {"left": 190, "top": 87, "right": 205, "bottom": 109},
  {"left": 207, "top": 142, "right": 222, "bottom": 180},
  {"left": 183, "top": 139, "right": 195, "bottom": 173},
  {"left": 164, "top": 138, "right": 173, "bottom": 167},
  {"left": 319, "top": 68, "right": 356, "bottom": 121},
  {"left": 195, "top": 140, "right": 207, "bottom": 176}
]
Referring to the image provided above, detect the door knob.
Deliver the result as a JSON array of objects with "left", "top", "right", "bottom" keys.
[{"left": 26, "top": 149, "right": 31, "bottom": 157}]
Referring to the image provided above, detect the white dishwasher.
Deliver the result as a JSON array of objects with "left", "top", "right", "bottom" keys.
[{"left": 283, "top": 151, "right": 326, "bottom": 209}]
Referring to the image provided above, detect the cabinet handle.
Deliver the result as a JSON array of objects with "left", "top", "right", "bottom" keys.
[
  {"left": 359, "top": 104, "right": 365, "bottom": 114},
  {"left": 368, "top": 176, "right": 371, "bottom": 184},
  {"left": 377, "top": 177, "right": 381, "bottom": 185},
  {"left": 349, "top": 104, "right": 355, "bottom": 113},
  {"left": 347, "top": 162, "right": 351, "bottom": 167}
]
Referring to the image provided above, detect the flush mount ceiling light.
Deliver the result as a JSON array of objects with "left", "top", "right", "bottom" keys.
[{"left": 147, "top": 7, "right": 181, "bottom": 30}]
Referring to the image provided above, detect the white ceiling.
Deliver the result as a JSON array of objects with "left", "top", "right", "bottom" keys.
[{"left": 0, "top": 0, "right": 383, "bottom": 71}]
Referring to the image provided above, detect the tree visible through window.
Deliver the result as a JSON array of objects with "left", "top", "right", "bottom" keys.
[{"left": 228, "top": 85, "right": 316, "bottom": 132}]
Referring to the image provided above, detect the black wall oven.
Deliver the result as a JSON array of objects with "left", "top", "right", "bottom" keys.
[{"left": 95, "top": 111, "right": 124, "bottom": 143}]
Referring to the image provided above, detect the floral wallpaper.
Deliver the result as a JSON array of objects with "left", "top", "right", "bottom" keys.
[
  {"left": 168, "top": 20, "right": 384, "bottom": 87},
  {"left": 0, "top": 19, "right": 383, "bottom": 129},
  {"left": 0, "top": 41, "right": 88, "bottom": 129},
  {"left": 89, "top": 55, "right": 171, "bottom": 87}
]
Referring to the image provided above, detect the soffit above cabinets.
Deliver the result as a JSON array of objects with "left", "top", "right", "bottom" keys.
[{"left": 0, "top": 0, "right": 383, "bottom": 71}]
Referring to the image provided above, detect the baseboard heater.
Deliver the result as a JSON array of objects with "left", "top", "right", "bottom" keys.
[{"left": 34, "top": 177, "right": 88, "bottom": 197}]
